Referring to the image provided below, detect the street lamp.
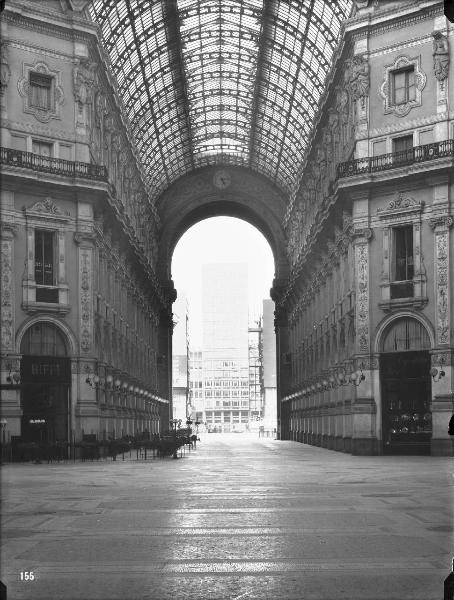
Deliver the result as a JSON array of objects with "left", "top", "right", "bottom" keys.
[
  {"left": 169, "top": 418, "right": 180, "bottom": 459},
  {"left": 0, "top": 418, "right": 7, "bottom": 464}
]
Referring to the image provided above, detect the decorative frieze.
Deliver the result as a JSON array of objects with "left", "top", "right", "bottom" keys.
[
  {"left": 354, "top": 237, "right": 370, "bottom": 353},
  {"left": 377, "top": 192, "right": 424, "bottom": 219},
  {"left": 0, "top": 40, "right": 11, "bottom": 99},
  {"left": 25, "top": 197, "right": 70, "bottom": 221},
  {"left": 430, "top": 216, "right": 452, "bottom": 345},
  {"left": 0, "top": 224, "right": 17, "bottom": 352}
]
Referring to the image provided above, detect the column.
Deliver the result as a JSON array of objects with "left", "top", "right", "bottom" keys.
[
  {"left": 271, "top": 277, "right": 289, "bottom": 440},
  {"left": 429, "top": 215, "right": 453, "bottom": 456},
  {"left": 74, "top": 230, "right": 99, "bottom": 439},
  {"left": 1, "top": 221, "right": 22, "bottom": 438},
  {"left": 351, "top": 225, "right": 378, "bottom": 455}
]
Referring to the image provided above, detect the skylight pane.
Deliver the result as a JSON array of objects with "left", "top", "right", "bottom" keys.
[{"left": 89, "top": 0, "right": 352, "bottom": 200}]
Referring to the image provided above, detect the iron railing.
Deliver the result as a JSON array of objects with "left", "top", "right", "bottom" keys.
[
  {"left": 337, "top": 139, "right": 454, "bottom": 179},
  {"left": 0, "top": 147, "right": 108, "bottom": 181}
]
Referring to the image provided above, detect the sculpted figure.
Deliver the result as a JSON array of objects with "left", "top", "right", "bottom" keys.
[
  {"left": 348, "top": 55, "right": 370, "bottom": 101},
  {"left": 0, "top": 40, "right": 11, "bottom": 95},
  {"left": 73, "top": 58, "right": 97, "bottom": 106},
  {"left": 432, "top": 32, "right": 449, "bottom": 81}
]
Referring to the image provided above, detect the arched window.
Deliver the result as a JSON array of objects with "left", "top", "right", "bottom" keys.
[
  {"left": 21, "top": 322, "right": 68, "bottom": 356},
  {"left": 381, "top": 317, "right": 430, "bottom": 353}
]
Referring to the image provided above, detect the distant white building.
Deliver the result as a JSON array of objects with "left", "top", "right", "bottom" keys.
[{"left": 202, "top": 264, "right": 249, "bottom": 432}]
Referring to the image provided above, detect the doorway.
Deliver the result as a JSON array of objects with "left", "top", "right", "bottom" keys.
[
  {"left": 381, "top": 351, "right": 431, "bottom": 455},
  {"left": 19, "top": 323, "right": 71, "bottom": 444},
  {"left": 379, "top": 317, "right": 432, "bottom": 455}
]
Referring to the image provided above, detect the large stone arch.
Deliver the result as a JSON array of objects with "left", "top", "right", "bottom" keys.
[
  {"left": 156, "top": 166, "right": 289, "bottom": 283},
  {"left": 155, "top": 165, "right": 290, "bottom": 434}
]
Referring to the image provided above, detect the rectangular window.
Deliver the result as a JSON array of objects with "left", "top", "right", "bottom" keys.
[
  {"left": 32, "top": 140, "right": 53, "bottom": 157},
  {"left": 391, "top": 226, "right": 414, "bottom": 299},
  {"left": 35, "top": 230, "right": 58, "bottom": 303},
  {"left": 392, "top": 135, "right": 413, "bottom": 154},
  {"left": 29, "top": 73, "right": 53, "bottom": 110},
  {"left": 391, "top": 67, "right": 415, "bottom": 105}
]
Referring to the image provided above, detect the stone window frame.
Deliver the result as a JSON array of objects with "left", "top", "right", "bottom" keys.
[
  {"left": 22, "top": 198, "right": 70, "bottom": 315},
  {"left": 17, "top": 61, "right": 65, "bottom": 123},
  {"left": 377, "top": 193, "right": 427, "bottom": 311},
  {"left": 379, "top": 55, "right": 426, "bottom": 117}
]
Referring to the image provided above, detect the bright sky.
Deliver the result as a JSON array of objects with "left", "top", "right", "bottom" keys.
[{"left": 171, "top": 217, "right": 275, "bottom": 347}]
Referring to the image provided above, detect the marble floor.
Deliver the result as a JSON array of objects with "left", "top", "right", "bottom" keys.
[{"left": 1, "top": 433, "right": 453, "bottom": 600}]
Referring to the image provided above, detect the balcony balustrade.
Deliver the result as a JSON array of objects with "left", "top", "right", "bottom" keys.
[
  {"left": 0, "top": 147, "right": 108, "bottom": 181},
  {"left": 337, "top": 139, "right": 454, "bottom": 179}
]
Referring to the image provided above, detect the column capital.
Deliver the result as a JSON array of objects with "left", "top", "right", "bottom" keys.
[
  {"left": 351, "top": 227, "right": 373, "bottom": 243},
  {"left": 1, "top": 222, "right": 18, "bottom": 239},
  {"left": 429, "top": 215, "right": 453, "bottom": 231},
  {"left": 74, "top": 231, "right": 96, "bottom": 246}
]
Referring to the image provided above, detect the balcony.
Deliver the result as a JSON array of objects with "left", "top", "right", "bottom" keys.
[
  {"left": 0, "top": 147, "right": 108, "bottom": 181},
  {"left": 337, "top": 139, "right": 454, "bottom": 179}
]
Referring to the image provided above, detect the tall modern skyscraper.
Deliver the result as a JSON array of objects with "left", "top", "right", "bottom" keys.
[{"left": 202, "top": 264, "right": 249, "bottom": 431}]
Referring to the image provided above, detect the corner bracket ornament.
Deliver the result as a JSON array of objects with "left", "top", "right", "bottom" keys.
[
  {"left": 429, "top": 215, "right": 454, "bottom": 231},
  {"left": 352, "top": 227, "right": 373, "bottom": 242},
  {"left": 432, "top": 31, "right": 449, "bottom": 82}
]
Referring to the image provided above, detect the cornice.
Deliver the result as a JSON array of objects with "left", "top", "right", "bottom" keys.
[
  {"left": 6, "top": 38, "right": 76, "bottom": 62},
  {"left": 1, "top": 119, "right": 84, "bottom": 144},
  {"left": 368, "top": 111, "right": 454, "bottom": 138},
  {"left": 3, "top": 2, "right": 98, "bottom": 39},
  {"left": 369, "top": 29, "right": 449, "bottom": 59},
  {"left": 347, "top": 3, "right": 442, "bottom": 39}
]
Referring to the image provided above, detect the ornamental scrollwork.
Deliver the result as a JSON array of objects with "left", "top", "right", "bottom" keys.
[
  {"left": 26, "top": 197, "right": 70, "bottom": 218},
  {"left": 377, "top": 192, "right": 424, "bottom": 217},
  {"left": 429, "top": 215, "right": 453, "bottom": 231},
  {"left": 17, "top": 61, "right": 65, "bottom": 123},
  {"left": 380, "top": 55, "right": 426, "bottom": 117}
]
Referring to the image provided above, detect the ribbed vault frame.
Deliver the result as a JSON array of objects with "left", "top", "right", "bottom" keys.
[{"left": 90, "top": 0, "right": 352, "bottom": 202}]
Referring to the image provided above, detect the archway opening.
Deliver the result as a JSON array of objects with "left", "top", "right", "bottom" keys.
[
  {"left": 171, "top": 216, "right": 277, "bottom": 437},
  {"left": 19, "top": 322, "right": 71, "bottom": 448},
  {"left": 380, "top": 317, "right": 432, "bottom": 455}
]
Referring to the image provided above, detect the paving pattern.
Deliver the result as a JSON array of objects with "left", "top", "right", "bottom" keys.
[{"left": 1, "top": 434, "right": 453, "bottom": 600}]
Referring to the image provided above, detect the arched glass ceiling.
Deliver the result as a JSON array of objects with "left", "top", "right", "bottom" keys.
[{"left": 90, "top": 0, "right": 352, "bottom": 200}]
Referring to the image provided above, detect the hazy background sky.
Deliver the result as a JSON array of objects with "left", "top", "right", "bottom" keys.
[{"left": 171, "top": 217, "right": 275, "bottom": 347}]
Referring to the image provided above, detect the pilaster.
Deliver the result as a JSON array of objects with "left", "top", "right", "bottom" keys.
[
  {"left": 429, "top": 216, "right": 453, "bottom": 346},
  {"left": 0, "top": 223, "right": 17, "bottom": 354}
]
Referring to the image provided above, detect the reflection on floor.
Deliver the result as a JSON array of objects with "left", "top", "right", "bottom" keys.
[{"left": 1, "top": 433, "right": 452, "bottom": 600}]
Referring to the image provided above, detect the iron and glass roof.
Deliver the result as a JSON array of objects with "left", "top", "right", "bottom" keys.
[{"left": 90, "top": 0, "right": 352, "bottom": 200}]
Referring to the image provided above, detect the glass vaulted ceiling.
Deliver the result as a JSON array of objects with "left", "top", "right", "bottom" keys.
[{"left": 90, "top": 0, "right": 352, "bottom": 200}]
